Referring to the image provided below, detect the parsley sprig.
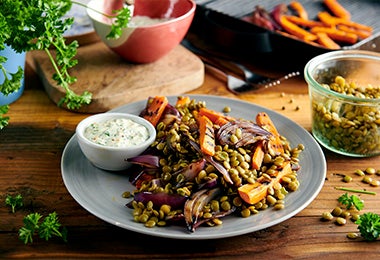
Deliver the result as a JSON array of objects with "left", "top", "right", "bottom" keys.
[
  {"left": 19, "top": 212, "right": 68, "bottom": 244},
  {"left": 0, "top": 0, "right": 131, "bottom": 126},
  {"left": 355, "top": 212, "right": 380, "bottom": 241},
  {"left": 5, "top": 194, "right": 23, "bottom": 213},
  {"left": 338, "top": 193, "right": 364, "bottom": 211}
]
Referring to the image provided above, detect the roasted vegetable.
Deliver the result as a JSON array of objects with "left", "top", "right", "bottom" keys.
[
  {"left": 244, "top": 0, "right": 373, "bottom": 49},
  {"left": 198, "top": 115, "right": 216, "bottom": 156},
  {"left": 238, "top": 161, "right": 292, "bottom": 205},
  {"left": 256, "top": 112, "right": 284, "bottom": 155},
  {"left": 140, "top": 96, "right": 169, "bottom": 127}
]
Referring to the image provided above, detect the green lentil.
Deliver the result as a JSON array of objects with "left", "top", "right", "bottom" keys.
[
  {"left": 332, "top": 207, "right": 343, "bottom": 217},
  {"left": 347, "top": 232, "right": 359, "bottom": 239},
  {"left": 145, "top": 220, "right": 156, "bottom": 228},
  {"left": 273, "top": 203, "right": 285, "bottom": 210},
  {"left": 223, "top": 106, "right": 231, "bottom": 113},
  {"left": 335, "top": 217, "right": 346, "bottom": 225},
  {"left": 241, "top": 208, "right": 251, "bottom": 218},
  {"left": 355, "top": 169, "right": 365, "bottom": 176},
  {"left": 322, "top": 211, "right": 334, "bottom": 221},
  {"left": 311, "top": 76, "right": 380, "bottom": 156},
  {"left": 362, "top": 176, "right": 373, "bottom": 184},
  {"left": 350, "top": 213, "right": 360, "bottom": 222},
  {"left": 343, "top": 175, "right": 352, "bottom": 183},
  {"left": 365, "top": 167, "right": 376, "bottom": 175}
]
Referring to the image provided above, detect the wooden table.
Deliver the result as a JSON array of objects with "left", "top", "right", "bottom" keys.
[{"left": 1, "top": 48, "right": 380, "bottom": 259}]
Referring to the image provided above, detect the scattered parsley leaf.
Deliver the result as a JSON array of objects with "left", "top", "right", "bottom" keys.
[
  {"left": 338, "top": 193, "right": 364, "bottom": 211},
  {"left": 19, "top": 212, "right": 68, "bottom": 244},
  {"left": 355, "top": 212, "right": 380, "bottom": 241},
  {"left": 5, "top": 194, "right": 23, "bottom": 213},
  {"left": 19, "top": 213, "right": 42, "bottom": 244},
  {"left": 0, "top": 105, "right": 10, "bottom": 129}
]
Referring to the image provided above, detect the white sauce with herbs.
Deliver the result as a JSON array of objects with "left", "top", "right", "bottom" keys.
[
  {"left": 84, "top": 118, "right": 150, "bottom": 147},
  {"left": 129, "top": 16, "right": 173, "bottom": 27}
]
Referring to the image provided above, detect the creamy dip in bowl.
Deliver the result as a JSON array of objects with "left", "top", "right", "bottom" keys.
[{"left": 76, "top": 113, "right": 156, "bottom": 171}]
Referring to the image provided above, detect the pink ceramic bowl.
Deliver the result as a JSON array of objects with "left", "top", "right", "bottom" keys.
[{"left": 87, "top": 0, "right": 196, "bottom": 63}]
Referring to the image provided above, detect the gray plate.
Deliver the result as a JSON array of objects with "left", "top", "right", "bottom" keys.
[{"left": 61, "top": 95, "right": 326, "bottom": 240}]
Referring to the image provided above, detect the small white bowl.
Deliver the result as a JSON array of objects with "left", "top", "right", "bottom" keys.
[{"left": 76, "top": 113, "right": 156, "bottom": 171}]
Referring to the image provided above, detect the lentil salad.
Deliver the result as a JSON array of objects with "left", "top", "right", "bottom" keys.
[{"left": 126, "top": 96, "right": 304, "bottom": 232}]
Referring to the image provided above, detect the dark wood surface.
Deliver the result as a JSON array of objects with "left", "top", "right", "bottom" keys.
[{"left": 1, "top": 47, "right": 380, "bottom": 259}]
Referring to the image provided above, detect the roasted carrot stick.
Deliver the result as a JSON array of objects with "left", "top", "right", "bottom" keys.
[
  {"left": 238, "top": 162, "right": 292, "bottom": 205},
  {"left": 279, "top": 15, "right": 317, "bottom": 42},
  {"left": 289, "top": 1, "right": 308, "bottom": 20},
  {"left": 323, "top": 0, "right": 351, "bottom": 20},
  {"left": 337, "top": 25, "right": 372, "bottom": 39},
  {"left": 198, "top": 107, "right": 231, "bottom": 126},
  {"left": 175, "top": 96, "right": 191, "bottom": 107},
  {"left": 310, "top": 26, "right": 358, "bottom": 44},
  {"left": 316, "top": 32, "right": 340, "bottom": 49},
  {"left": 142, "top": 96, "right": 169, "bottom": 127},
  {"left": 251, "top": 142, "right": 265, "bottom": 170},
  {"left": 318, "top": 11, "right": 373, "bottom": 32},
  {"left": 198, "top": 115, "right": 215, "bottom": 156},
  {"left": 285, "top": 15, "right": 325, "bottom": 28},
  {"left": 256, "top": 112, "right": 284, "bottom": 155}
]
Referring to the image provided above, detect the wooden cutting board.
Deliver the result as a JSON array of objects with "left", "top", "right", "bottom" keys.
[{"left": 28, "top": 42, "right": 204, "bottom": 113}]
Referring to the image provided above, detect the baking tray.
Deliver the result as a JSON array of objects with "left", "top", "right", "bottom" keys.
[{"left": 189, "top": 0, "right": 380, "bottom": 67}]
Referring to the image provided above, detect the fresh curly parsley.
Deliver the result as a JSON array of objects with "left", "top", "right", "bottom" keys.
[
  {"left": 0, "top": 105, "right": 10, "bottom": 129},
  {"left": 5, "top": 194, "right": 23, "bottom": 213},
  {"left": 19, "top": 212, "right": 68, "bottom": 244},
  {"left": 355, "top": 212, "right": 380, "bottom": 241},
  {"left": 338, "top": 193, "right": 364, "bottom": 211},
  {"left": 0, "top": 0, "right": 131, "bottom": 125}
]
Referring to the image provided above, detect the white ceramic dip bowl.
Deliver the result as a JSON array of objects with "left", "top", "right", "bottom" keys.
[{"left": 76, "top": 112, "right": 156, "bottom": 171}]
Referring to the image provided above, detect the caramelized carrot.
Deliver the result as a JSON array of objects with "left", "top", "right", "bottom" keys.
[
  {"left": 251, "top": 142, "right": 265, "bottom": 170},
  {"left": 289, "top": 1, "right": 308, "bottom": 20},
  {"left": 142, "top": 96, "right": 168, "bottom": 127},
  {"left": 198, "top": 107, "right": 231, "bottom": 126},
  {"left": 337, "top": 25, "right": 372, "bottom": 39},
  {"left": 198, "top": 115, "right": 215, "bottom": 156},
  {"left": 318, "top": 11, "right": 373, "bottom": 32},
  {"left": 316, "top": 32, "right": 341, "bottom": 49},
  {"left": 175, "top": 96, "right": 191, "bottom": 107},
  {"left": 279, "top": 16, "right": 318, "bottom": 42},
  {"left": 310, "top": 26, "right": 358, "bottom": 44},
  {"left": 285, "top": 15, "right": 325, "bottom": 28},
  {"left": 256, "top": 112, "right": 284, "bottom": 155},
  {"left": 238, "top": 182, "right": 267, "bottom": 205},
  {"left": 323, "top": 0, "right": 351, "bottom": 20},
  {"left": 238, "top": 162, "right": 292, "bottom": 204}
]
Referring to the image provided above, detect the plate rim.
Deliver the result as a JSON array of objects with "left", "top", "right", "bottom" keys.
[{"left": 61, "top": 94, "right": 326, "bottom": 240}]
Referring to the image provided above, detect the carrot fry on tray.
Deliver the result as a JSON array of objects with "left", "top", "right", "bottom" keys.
[
  {"left": 310, "top": 26, "right": 358, "bottom": 44},
  {"left": 289, "top": 1, "right": 308, "bottom": 20},
  {"left": 323, "top": 0, "right": 351, "bottom": 20},
  {"left": 316, "top": 32, "right": 340, "bottom": 49},
  {"left": 285, "top": 15, "right": 325, "bottom": 28},
  {"left": 318, "top": 11, "right": 372, "bottom": 32},
  {"left": 245, "top": 0, "right": 373, "bottom": 50},
  {"left": 337, "top": 25, "right": 372, "bottom": 40},
  {"left": 279, "top": 15, "right": 317, "bottom": 42}
]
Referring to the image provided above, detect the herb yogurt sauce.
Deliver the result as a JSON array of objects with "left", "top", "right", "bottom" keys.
[{"left": 84, "top": 118, "right": 150, "bottom": 147}]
